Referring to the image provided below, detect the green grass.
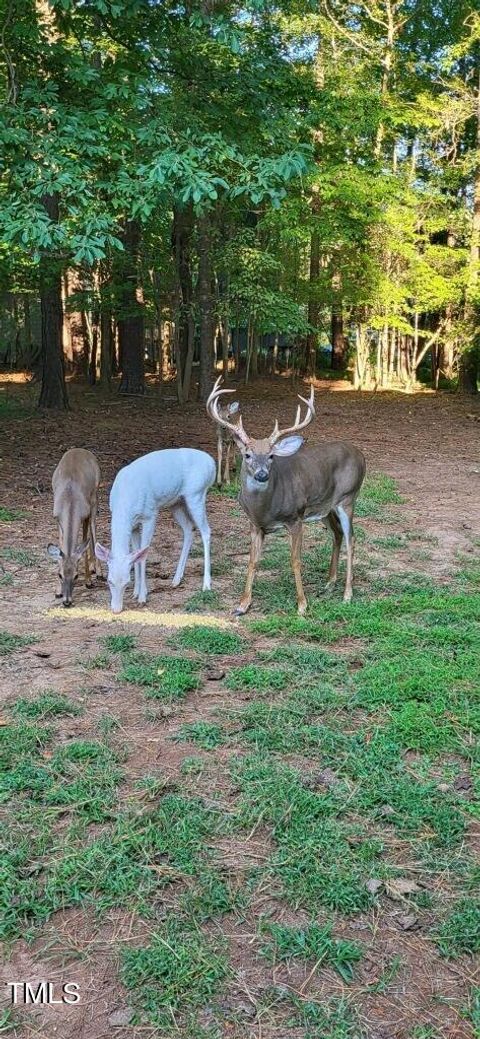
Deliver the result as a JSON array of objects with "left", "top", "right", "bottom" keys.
[
  {"left": 173, "top": 722, "right": 226, "bottom": 749},
  {"left": 122, "top": 914, "right": 228, "bottom": 1031},
  {"left": 260, "top": 920, "right": 363, "bottom": 980},
  {"left": 184, "top": 589, "right": 221, "bottom": 612},
  {"left": 0, "top": 630, "right": 36, "bottom": 656},
  {"left": 119, "top": 652, "right": 200, "bottom": 701},
  {"left": 2, "top": 547, "right": 37, "bottom": 567},
  {"left": 11, "top": 692, "right": 81, "bottom": 719},
  {"left": 0, "top": 507, "right": 26, "bottom": 522},
  {"left": 434, "top": 898, "right": 480, "bottom": 958},
  {"left": 169, "top": 625, "right": 244, "bottom": 655},
  {"left": 101, "top": 633, "right": 137, "bottom": 653},
  {"left": 225, "top": 664, "right": 291, "bottom": 693}
]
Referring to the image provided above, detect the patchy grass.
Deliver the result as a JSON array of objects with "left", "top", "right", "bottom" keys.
[
  {"left": 11, "top": 691, "right": 82, "bottom": 719},
  {"left": 2, "top": 461, "right": 478, "bottom": 1038},
  {"left": 122, "top": 914, "right": 228, "bottom": 1031},
  {"left": 169, "top": 624, "right": 244, "bottom": 655},
  {"left": 0, "top": 506, "right": 26, "bottom": 522},
  {"left": 260, "top": 920, "right": 363, "bottom": 980},
  {"left": 173, "top": 722, "right": 226, "bottom": 749},
  {"left": 2, "top": 547, "right": 37, "bottom": 567},
  {"left": 119, "top": 652, "right": 200, "bottom": 701},
  {"left": 225, "top": 664, "right": 291, "bottom": 693},
  {"left": 0, "top": 630, "right": 36, "bottom": 656},
  {"left": 434, "top": 898, "right": 480, "bottom": 958},
  {"left": 101, "top": 633, "right": 137, "bottom": 653},
  {"left": 184, "top": 589, "right": 221, "bottom": 612}
]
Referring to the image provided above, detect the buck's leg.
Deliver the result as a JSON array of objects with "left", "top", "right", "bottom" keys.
[
  {"left": 224, "top": 442, "right": 231, "bottom": 485},
  {"left": 288, "top": 521, "right": 307, "bottom": 615},
  {"left": 136, "top": 516, "right": 155, "bottom": 605},
  {"left": 171, "top": 505, "right": 194, "bottom": 588},
  {"left": 185, "top": 494, "right": 212, "bottom": 591},
  {"left": 337, "top": 503, "right": 355, "bottom": 603},
  {"left": 325, "top": 511, "right": 343, "bottom": 590},
  {"left": 83, "top": 518, "right": 93, "bottom": 588},
  {"left": 236, "top": 524, "right": 264, "bottom": 615}
]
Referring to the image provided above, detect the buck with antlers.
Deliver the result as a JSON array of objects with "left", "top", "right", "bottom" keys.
[{"left": 207, "top": 377, "right": 366, "bottom": 614}]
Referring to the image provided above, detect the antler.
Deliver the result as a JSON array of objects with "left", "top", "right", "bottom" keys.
[
  {"left": 206, "top": 376, "right": 250, "bottom": 445},
  {"left": 269, "top": 384, "right": 316, "bottom": 445}
]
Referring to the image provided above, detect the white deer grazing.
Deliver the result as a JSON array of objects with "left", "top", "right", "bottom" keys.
[
  {"left": 207, "top": 377, "right": 366, "bottom": 614},
  {"left": 95, "top": 448, "right": 216, "bottom": 613},
  {"left": 47, "top": 448, "right": 101, "bottom": 607},
  {"left": 215, "top": 399, "right": 241, "bottom": 485}
]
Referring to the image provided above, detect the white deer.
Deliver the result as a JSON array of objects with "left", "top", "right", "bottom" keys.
[{"left": 95, "top": 448, "right": 215, "bottom": 613}]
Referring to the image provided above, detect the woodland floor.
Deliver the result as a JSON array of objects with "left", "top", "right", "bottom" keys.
[{"left": 0, "top": 373, "right": 479, "bottom": 1039}]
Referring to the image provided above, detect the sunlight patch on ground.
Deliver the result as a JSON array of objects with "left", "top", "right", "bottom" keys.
[{"left": 46, "top": 606, "right": 234, "bottom": 628}]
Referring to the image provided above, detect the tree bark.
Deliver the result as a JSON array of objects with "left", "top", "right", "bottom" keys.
[
  {"left": 459, "top": 66, "right": 480, "bottom": 395},
  {"left": 118, "top": 220, "right": 145, "bottom": 395},
  {"left": 198, "top": 213, "right": 215, "bottom": 401},
  {"left": 37, "top": 193, "right": 69, "bottom": 410},
  {"left": 331, "top": 307, "right": 347, "bottom": 369},
  {"left": 173, "top": 204, "right": 195, "bottom": 401}
]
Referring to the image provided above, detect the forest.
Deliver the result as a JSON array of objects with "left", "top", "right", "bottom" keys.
[
  {"left": 1, "top": 0, "right": 480, "bottom": 403},
  {"left": 1, "top": 4, "right": 480, "bottom": 1039}
]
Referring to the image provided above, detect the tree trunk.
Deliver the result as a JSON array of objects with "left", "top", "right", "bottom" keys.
[
  {"left": 331, "top": 307, "right": 347, "bottom": 370},
  {"left": 459, "top": 67, "right": 480, "bottom": 395},
  {"left": 100, "top": 310, "right": 112, "bottom": 389},
  {"left": 173, "top": 204, "right": 195, "bottom": 401},
  {"left": 37, "top": 194, "right": 68, "bottom": 410},
  {"left": 306, "top": 197, "right": 320, "bottom": 377},
  {"left": 198, "top": 213, "right": 215, "bottom": 401},
  {"left": 118, "top": 220, "right": 145, "bottom": 395}
]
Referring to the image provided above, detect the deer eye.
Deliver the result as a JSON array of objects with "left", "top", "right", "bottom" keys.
[
  {"left": 268, "top": 453, "right": 274, "bottom": 460},
  {"left": 245, "top": 452, "right": 252, "bottom": 461}
]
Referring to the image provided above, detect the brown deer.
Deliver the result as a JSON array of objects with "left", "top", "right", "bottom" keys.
[
  {"left": 215, "top": 399, "right": 241, "bottom": 485},
  {"left": 207, "top": 377, "right": 366, "bottom": 614},
  {"left": 47, "top": 448, "right": 101, "bottom": 607}
]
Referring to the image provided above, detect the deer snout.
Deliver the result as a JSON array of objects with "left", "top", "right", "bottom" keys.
[{"left": 254, "top": 469, "right": 269, "bottom": 483}]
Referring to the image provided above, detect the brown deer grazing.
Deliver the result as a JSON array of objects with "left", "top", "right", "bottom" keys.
[
  {"left": 207, "top": 377, "right": 366, "bottom": 614},
  {"left": 47, "top": 448, "right": 101, "bottom": 607},
  {"left": 215, "top": 398, "right": 241, "bottom": 485}
]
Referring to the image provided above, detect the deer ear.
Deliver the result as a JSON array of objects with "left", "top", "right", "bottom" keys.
[
  {"left": 95, "top": 542, "right": 110, "bottom": 563},
  {"left": 47, "top": 543, "right": 62, "bottom": 561},
  {"left": 130, "top": 545, "right": 148, "bottom": 565},
  {"left": 272, "top": 435, "right": 304, "bottom": 457},
  {"left": 228, "top": 401, "right": 240, "bottom": 415}
]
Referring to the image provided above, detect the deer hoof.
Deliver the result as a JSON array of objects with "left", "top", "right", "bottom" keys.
[
  {"left": 343, "top": 590, "right": 353, "bottom": 603},
  {"left": 297, "top": 601, "right": 307, "bottom": 616},
  {"left": 234, "top": 603, "right": 250, "bottom": 616}
]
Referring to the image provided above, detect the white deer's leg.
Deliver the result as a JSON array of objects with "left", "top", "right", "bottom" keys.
[
  {"left": 217, "top": 435, "right": 223, "bottom": 486},
  {"left": 337, "top": 504, "right": 355, "bottom": 603},
  {"left": 171, "top": 505, "right": 194, "bottom": 588},
  {"left": 325, "top": 511, "right": 343, "bottom": 589},
  {"left": 137, "top": 517, "right": 155, "bottom": 605},
  {"left": 185, "top": 494, "right": 212, "bottom": 591},
  {"left": 131, "top": 526, "right": 141, "bottom": 599}
]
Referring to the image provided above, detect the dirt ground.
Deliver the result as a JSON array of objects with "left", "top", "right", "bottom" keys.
[{"left": 0, "top": 375, "right": 479, "bottom": 1039}]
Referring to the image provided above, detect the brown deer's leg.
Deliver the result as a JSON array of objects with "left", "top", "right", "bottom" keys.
[
  {"left": 337, "top": 503, "right": 355, "bottom": 602},
  {"left": 236, "top": 524, "right": 264, "bottom": 615},
  {"left": 224, "top": 441, "right": 231, "bottom": 485},
  {"left": 83, "top": 518, "right": 93, "bottom": 587},
  {"left": 90, "top": 497, "right": 101, "bottom": 578},
  {"left": 325, "top": 511, "right": 343, "bottom": 589},
  {"left": 288, "top": 521, "right": 307, "bottom": 615}
]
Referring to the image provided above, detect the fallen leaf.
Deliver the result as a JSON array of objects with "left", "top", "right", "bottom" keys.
[{"left": 366, "top": 878, "right": 383, "bottom": 895}]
